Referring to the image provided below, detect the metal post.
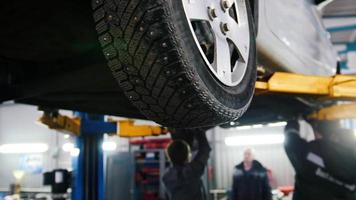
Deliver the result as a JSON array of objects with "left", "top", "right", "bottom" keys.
[{"left": 72, "top": 113, "right": 105, "bottom": 200}]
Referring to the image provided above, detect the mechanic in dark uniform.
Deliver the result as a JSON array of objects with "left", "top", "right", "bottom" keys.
[
  {"left": 231, "top": 148, "right": 272, "bottom": 200},
  {"left": 284, "top": 120, "right": 356, "bottom": 200},
  {"left": 163, "top": 129, "right": 211, "bottom": 200}
]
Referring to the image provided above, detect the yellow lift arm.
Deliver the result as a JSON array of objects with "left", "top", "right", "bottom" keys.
[
  {"left": 39, "top": 113, "right": 168, "bottom": 138},
  {"left": 309, "top": 103, "right": 356, "bottom": 121},
  {"left": 255, "top": 72, "right": 356, "bottom": 121},
  {"left": 256, "top": 72, "right": 356, "bottom": 98},
  {"left": 39, "top": 113, "right": 81, "bottom": 136},
  {"left": 118, "top": 120, "right": 168, "bottom": 138}
]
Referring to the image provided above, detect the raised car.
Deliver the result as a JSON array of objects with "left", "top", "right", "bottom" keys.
[{"left": 0, "top": 0, "right": 336, "bottom": 127}]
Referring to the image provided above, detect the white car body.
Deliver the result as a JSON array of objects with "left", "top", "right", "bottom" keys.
[{"left": 256, "top": 0, "right": 337, "bottom": 76}]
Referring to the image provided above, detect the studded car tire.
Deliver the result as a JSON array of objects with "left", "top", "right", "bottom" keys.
[{"left": 92, "top": 0, "right": 256, "bottom": 128}]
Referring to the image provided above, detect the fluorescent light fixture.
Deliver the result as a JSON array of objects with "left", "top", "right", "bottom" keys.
[
  {"left": 102, "top": 141, "right": 117, "bottom": 151},
  {"left": 13, "top": 170, "right": 25, "bottom": 181},
  {"left": 267, "top": 121, "right": 287, "bottom": 127},
  {"left": 235, "top": 126, "right": 252, "bottom": 130},
  {"left": 70, "top": 148, "right": 80, "bottom": 157},
  {"left": 225, "top": 134, "right": 285, "bottom": 146},
  {"left": 0, "top": 143, "right": 49, "bottom": 154},
  {"left": 234, "top": 122, "right": 287, "bottom": 130},
  {"left": 251, "top": 124, "right": 264, "bottom": 129},
  {"left": 62, "top": 142, "right": 75, "bottom": 152}
]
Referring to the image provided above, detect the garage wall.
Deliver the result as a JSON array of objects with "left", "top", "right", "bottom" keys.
[
  {"left": 210, "top": 126, "right": 296, "bottom": 190},
  {"left": 0, "top": 103, "right": 72, "bottom": 189},
  {"left": 323, "top": 16, "right": 356, "bottom": 74}
]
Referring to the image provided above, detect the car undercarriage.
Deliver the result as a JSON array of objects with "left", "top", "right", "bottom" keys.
[{"left": 0, "top": 0, "right": 343, "bottom": 127}]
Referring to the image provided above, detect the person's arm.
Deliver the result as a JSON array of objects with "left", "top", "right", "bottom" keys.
[
  {"left": 262, "top": 170, "right": 272, "bottom": 200},
  {"left": 188, "top": 130, "right": 212, "bottom": 177},
  {"left": 284, "top": 120, "right": 308, "bottom": 173}
]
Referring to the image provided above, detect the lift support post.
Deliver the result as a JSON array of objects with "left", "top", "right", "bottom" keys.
[
  {"left": 72, "top": 113, "right": 109, "bottom": 200},
  {"left": 39, "top": 112, "right": 168, "bottom": 200}
]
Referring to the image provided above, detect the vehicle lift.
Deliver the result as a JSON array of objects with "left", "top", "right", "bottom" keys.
[
  {"left": 39, "top": 112, "right": 168, "bottom": 200},
  {"left": 255, "top": 72, "right": 356, "bottom": 120},
  {"left": 39, "top": 72, "right": 356, "bottom": 200},
  {"left": 255, "top": 72, "right": 356, "bottom": 98}
]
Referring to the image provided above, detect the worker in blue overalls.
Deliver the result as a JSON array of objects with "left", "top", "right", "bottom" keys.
[{"left": 284, "top": 119, "right": 356, "bottom": 200}]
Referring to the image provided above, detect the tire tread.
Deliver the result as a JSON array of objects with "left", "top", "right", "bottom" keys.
[{"left": 92, "top": 0, "right": 253, "bottom": 127}]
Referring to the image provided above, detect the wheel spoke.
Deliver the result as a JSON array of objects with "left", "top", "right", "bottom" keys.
[
  {"left": 226, "top": 16, "right": 250, "bottom": 63},
  {"left": 182, "top": 0, "right": 210, "bottom": 21},
  {"left": 213, "top": 37, "right": 232, "bottom": 83}
]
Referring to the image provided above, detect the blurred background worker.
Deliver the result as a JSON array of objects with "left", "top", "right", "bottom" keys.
[
  {"left": 230, "top": 148, "right": 272, "bottom": 200},
  {"left": 284, "top": 120, "right": 356, "bottom": 200},
  {"left": 163, "top": 129, "right": 211, "bottom": 200}
]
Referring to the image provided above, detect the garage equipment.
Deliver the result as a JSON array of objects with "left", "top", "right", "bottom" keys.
[
  {"left": 130, "top": 138, "right": 171, "bottom": 149},
  {"left": 255, "top": 72, "right": 356, "bottom": 121},
  {"left": 132, "top": 148, "right": 168, "bottom": 200},
  {"left": 255, "top": 72, "right": 356, "bottom": 98},
  {"left": 39, "top": 111, "right": 81, "bottom": 136},
  {"left": 43, "top": 169, "right": 71, "bottom": 200},
  {"left": 38, "top": 111, "right": 169, "bottom": 200},
  {"left": 308, "top": 102, "right": 356, "bottom": 120},
  {"left": 39, "top": 113, "right": 168, "bottom": 138},
  {"left": 71, "top": 113, "right": 106, "bottom": 200},
  {"left": 118, "top": 120, "right": 168, "bottom": 138}
]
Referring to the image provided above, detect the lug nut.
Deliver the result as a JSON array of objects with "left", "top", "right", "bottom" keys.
[
  {"left": 221, "top": 23, "right": 230, "bottom": 34},
  {"left": 208, "top": 7, "right": 218, "bottom": 20},
  {"left": 221, "top": 0, "right": 231, "bottom": 10}
]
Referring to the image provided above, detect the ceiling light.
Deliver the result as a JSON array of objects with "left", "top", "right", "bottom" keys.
[
  {"left": 102, "top": 141, "right": 117, "bottom": 152},
  {"left": 234, "top": 121, "right": 287, "bottom": 130},
  {"left": 251, "top": 124, "right": 264, "bottom": 129},
  {"left": 0, "top": 143, "right": 49, "bottom": 154},
  {"left": 13, "top": 170, "right": 25, "bottom": 181},
  {"left": 235, "top": 125, "right": 252, "bottom": 130},
  {"left": 62, "top": 142, "right": 75, "bottom": 152},
  {"left": 70, "top": 148, "right": 80, "bottom": 157},
  {"left": 267, "top": 121, "right": 287, "bottom": 127},
  {"left": 225, "top": 134, "right": 285, "bottom": 146}
]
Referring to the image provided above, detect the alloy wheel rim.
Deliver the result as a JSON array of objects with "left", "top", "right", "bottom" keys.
[{"left": 182, "top": 0, "right": 250, "bottom": 86}]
